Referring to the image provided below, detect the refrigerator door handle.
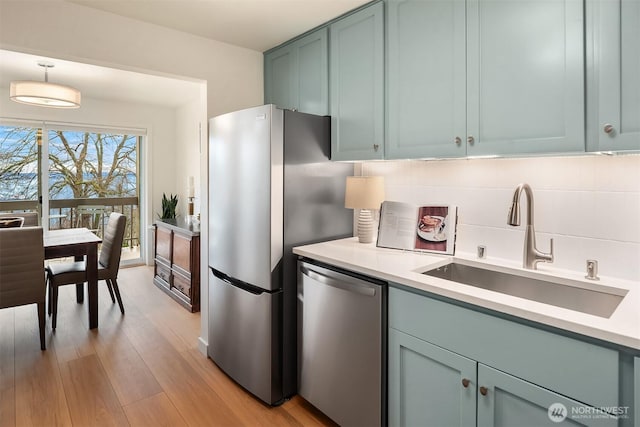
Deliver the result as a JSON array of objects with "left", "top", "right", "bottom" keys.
[
  {"left": 210, "top": 267, "right": 265, "bottom": 295},
  {"left": 300, "top": 266, "right": 376, "bottom": 297}
]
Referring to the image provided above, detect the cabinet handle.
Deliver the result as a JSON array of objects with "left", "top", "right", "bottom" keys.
[
  {"left": 467, "top": 136, "right": 475, "bottom": 145},
  {"left": 479, "top": 386, "right": 488, "bottom": 396},
  {"left": 454, "top": 136, "right": 462, "bottom": 145},
  {"left": 373, "top": 144, "right": 379, "bottom": 152},
  {"left": 603, "top": 124, "right": 615, "bottom": 134},
  {"left": 461, "top": 378, "right": 470, "bottom": 388}
]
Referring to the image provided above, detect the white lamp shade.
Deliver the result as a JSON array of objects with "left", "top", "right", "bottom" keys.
[
  {"left": 345, "top": 176, "right": 385, "bottom": 210},
  {"left": 10, "top": 80, "right": 81, "bottom": 108}
]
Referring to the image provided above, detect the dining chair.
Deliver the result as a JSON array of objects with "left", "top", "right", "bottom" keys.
[
  {"left": 0, "top": 212, "right": 39, "bottom": 227},
  {"left": 47, "top": 212, "right": 127, "bottom": 329},
  {"left": 75, "top": 205, "right": 106, "bottom": 237},
  {"left": 0, "top": 226, "right": 47, "bottom": 350},
  {"left": 0, "top": 216, "right": 24, "bottom": 228}
]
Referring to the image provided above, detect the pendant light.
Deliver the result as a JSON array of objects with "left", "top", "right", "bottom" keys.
[{"left": 10, "top": 62, "right": 81, "bottom": 109}]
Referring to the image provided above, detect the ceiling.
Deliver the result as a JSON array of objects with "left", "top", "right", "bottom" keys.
[
  {"left": 1, "top": 1, "right": 369, "bottom": 109},
  {"left": 0, "top": 50, "right": 202, "bottom": 108},
  {"left": 66, "top": 0, "right": 371, "bottom": 52}
]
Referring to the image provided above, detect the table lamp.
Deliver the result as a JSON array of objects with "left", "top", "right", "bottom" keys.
[{"left": 345, "top": 176, "right": 385, "bottom": 243}]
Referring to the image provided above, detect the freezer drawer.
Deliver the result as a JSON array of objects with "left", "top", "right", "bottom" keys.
[
  {"left": 208, "top": 269, "right": 283, "bottom": 405},
  {"left": 298, "top": 261, "right": 384, "bottom": 427}
]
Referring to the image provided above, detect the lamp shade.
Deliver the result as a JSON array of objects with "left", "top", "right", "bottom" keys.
[
  {"left": 345, "top": 176, "right": 385, "bottom": 210},
  {"left": 10, "top": 81, "right": 81, "bottom": 109}
]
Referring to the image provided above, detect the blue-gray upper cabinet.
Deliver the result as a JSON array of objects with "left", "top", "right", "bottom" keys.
[
  {"left": 264, "top": 28, "right": 328, "bottom": 115},
  {"left": 329, "top": 2, "right": 385, "bottom": 161},
  {"left": 386, "top": 0, "right": 467, "bottom": 159},
  {"left": 588, "top": 0, "right": 640, "bottom": 152},
  {"left": 387, "top": 0, "right": 585, "bottom": 159},
  {"left": 264, "top": 44, "right": 295, "bottom": 111},
  {"left": 466, "top": 0, "right": 585, "bottom": 156}
]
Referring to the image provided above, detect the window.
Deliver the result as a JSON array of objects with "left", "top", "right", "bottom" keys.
[{"left": 0, "top": 121, "right": 144, "bottom": 264}]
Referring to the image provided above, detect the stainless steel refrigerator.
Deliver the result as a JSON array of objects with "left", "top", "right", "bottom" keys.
[{"left": 208, "top": 104, "right": 353, "bottom": 405}]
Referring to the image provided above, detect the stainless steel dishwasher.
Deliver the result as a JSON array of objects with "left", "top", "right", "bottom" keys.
[{"left": 297, "top": 259, "right": 386, "bottom": 427}]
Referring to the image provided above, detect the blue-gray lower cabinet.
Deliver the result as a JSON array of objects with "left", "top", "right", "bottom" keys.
[
  {"left": 389, "top": 328, "right": 617, "bottom": 427},
  {"left": 635, "top": 358, "right": 640, "bottom": 426},
  {"left": 389, "top": 286, "right": 624, "bottom": 427},
  {"left": 329, "top": 2, "right": 384, "bottom": 161},
  {"left": 389, "top": 328, "right": 476, "bottom": 427},
  {"left": 477, "top": 364, "right": 617, "bottom": 427}
]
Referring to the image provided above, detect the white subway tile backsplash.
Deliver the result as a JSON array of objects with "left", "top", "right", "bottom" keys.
[
  {"left": 364, "top": 155, "right": 640, "bottom": 282},
  {"left": 594, "top": 155, "right": 640, "bottom": 192}
]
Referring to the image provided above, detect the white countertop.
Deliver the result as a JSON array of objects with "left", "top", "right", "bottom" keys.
[{"left": 293, "top": 237, "right": 640, "bottom": 351}]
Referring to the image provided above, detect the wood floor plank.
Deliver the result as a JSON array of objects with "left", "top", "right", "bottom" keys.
[
  {"left": 5, "top": 265, "right": 338, "bottom": 427},
  {"left": 14, "top": 350, "right": 72, "bottom": 426},
  {"left": 12, "top": 304, "right": 42, "bottom": 354},
  {"left": 123, "top": 392, "right": 188, "bottom": 427},
  {"left": 141, "top": 346, "right": 243, "bottom": 426},
  {"left": 0, "top": 387, "right": 15, "bottom": 427},
  {"left": 58, "top": 354, "right": 129, "bottom": 427},
  {"left": 88, "top": 318, "right": 163, "bottom": 406},
  {"left": 180, "top": 347, "right": 305, "bottom": 426},
  {"left": 283, "top": 395, "right": 339, "bottom": 427},
  {"left": 0, "top": 309, "right": 15, "bottom": 427},
  {"left": 121, "top": 266, "right": 200, "bottom": 354},
  {"left": 0, "top": 308, "right": 15, "bottom": 391}
]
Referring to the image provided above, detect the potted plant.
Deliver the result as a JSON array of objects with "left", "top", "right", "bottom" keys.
[{"left": 160, "top": 193, "right": 178, "bottom": 219}]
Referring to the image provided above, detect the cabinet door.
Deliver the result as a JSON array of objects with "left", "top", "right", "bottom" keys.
[
  {"left": 389, "top": 328, "right": 476, "bottom": 427},
  {"left": 172, "top": 233, "right": 192, "bottom": 277},
  {"left": 155, "top": 226, "right": 171, "bottom": 264},
  {"left": 330, "top": 2, "right": 384, "bottom": 161},
  {"left": 264, "top": 44, "right": 295, "bottom": 110},
  {"left": 294, "top": 28, "right": 328, "bottom": 116},
  {"left": 592, "top": 0, "right": 640, "bottom": 151},
  {"left": 635, "top": 357, "right": 640, "bottom": 427},
  {"left": 477, "top": 364, "right": 617, "bottom": 427},
  {"left": 466, "top": 0, "right": 585, "bottom": 155},
  {"left": 387, "top": 0, "right": 466, "bottom": 159}
]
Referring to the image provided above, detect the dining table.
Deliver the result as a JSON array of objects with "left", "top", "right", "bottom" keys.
[{"left": 43, "top": 228, "right": 102, "bottom": 329}]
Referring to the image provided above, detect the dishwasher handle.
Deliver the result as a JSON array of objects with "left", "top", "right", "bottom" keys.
[{"left": 300, "top": 265, "right": 377, "bottom": 297}]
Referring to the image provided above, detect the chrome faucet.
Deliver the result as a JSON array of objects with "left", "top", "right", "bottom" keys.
[{"left": 507, "top": 183, "right": 554, "bottom": 269}]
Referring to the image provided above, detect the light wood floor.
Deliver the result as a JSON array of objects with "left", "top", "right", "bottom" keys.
[{"left": 0, "top": 266, "right": 337, "bottom": 427}]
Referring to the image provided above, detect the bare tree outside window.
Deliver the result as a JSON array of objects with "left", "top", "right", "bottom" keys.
[
  {"left": 0, "top": 125, "right": 141, "bottom": 252},
  {"left": 1, "top": 126, "right": 137, "bottom": 200}
]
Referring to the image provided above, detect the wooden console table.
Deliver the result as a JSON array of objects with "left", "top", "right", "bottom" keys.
[{"left": 153, "top": 219, "right": 200, "bottom": 312}]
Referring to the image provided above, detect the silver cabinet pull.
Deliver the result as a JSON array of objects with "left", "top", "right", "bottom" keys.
[
  {"left": 373, "top": 144, "right": 380, "bottom": 152},
  {"left": 454, "top": 136, "right": 462, "bottom": 145},
  {"left": 467, "top": 135, "right": 475, "bottom": 144},
  {"left": 603, "top": 124, "right": 614, "bottom": 134},
  {"left": 301, "top": 266, "right": 376, "bottom": 296}
]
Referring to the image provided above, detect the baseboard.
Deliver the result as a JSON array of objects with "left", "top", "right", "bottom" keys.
[{"left": 197, "top": 336, "right": 208, "bottom": 356}]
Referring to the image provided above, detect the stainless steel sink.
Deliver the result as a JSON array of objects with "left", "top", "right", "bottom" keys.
[{"left": 423, "top": 262, "right": 627, "bottom": 318}]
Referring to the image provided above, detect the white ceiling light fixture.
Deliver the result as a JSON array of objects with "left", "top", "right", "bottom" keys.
[{"left": 10, "top": 62, "right": 81, "bottom": 109}]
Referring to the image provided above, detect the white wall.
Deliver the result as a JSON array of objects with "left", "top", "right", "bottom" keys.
[
  {"left": 362, "top": 155, "right": 640, "bottom": 283},
  {"left": 0, "top": 0, "right": 263, "bottom": 118},
  {"left": 1, "top": 0, "right": 265, "bottom": 355},
  {"left": 176, "top": 98, "right": 204, "bottom": 219}
]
